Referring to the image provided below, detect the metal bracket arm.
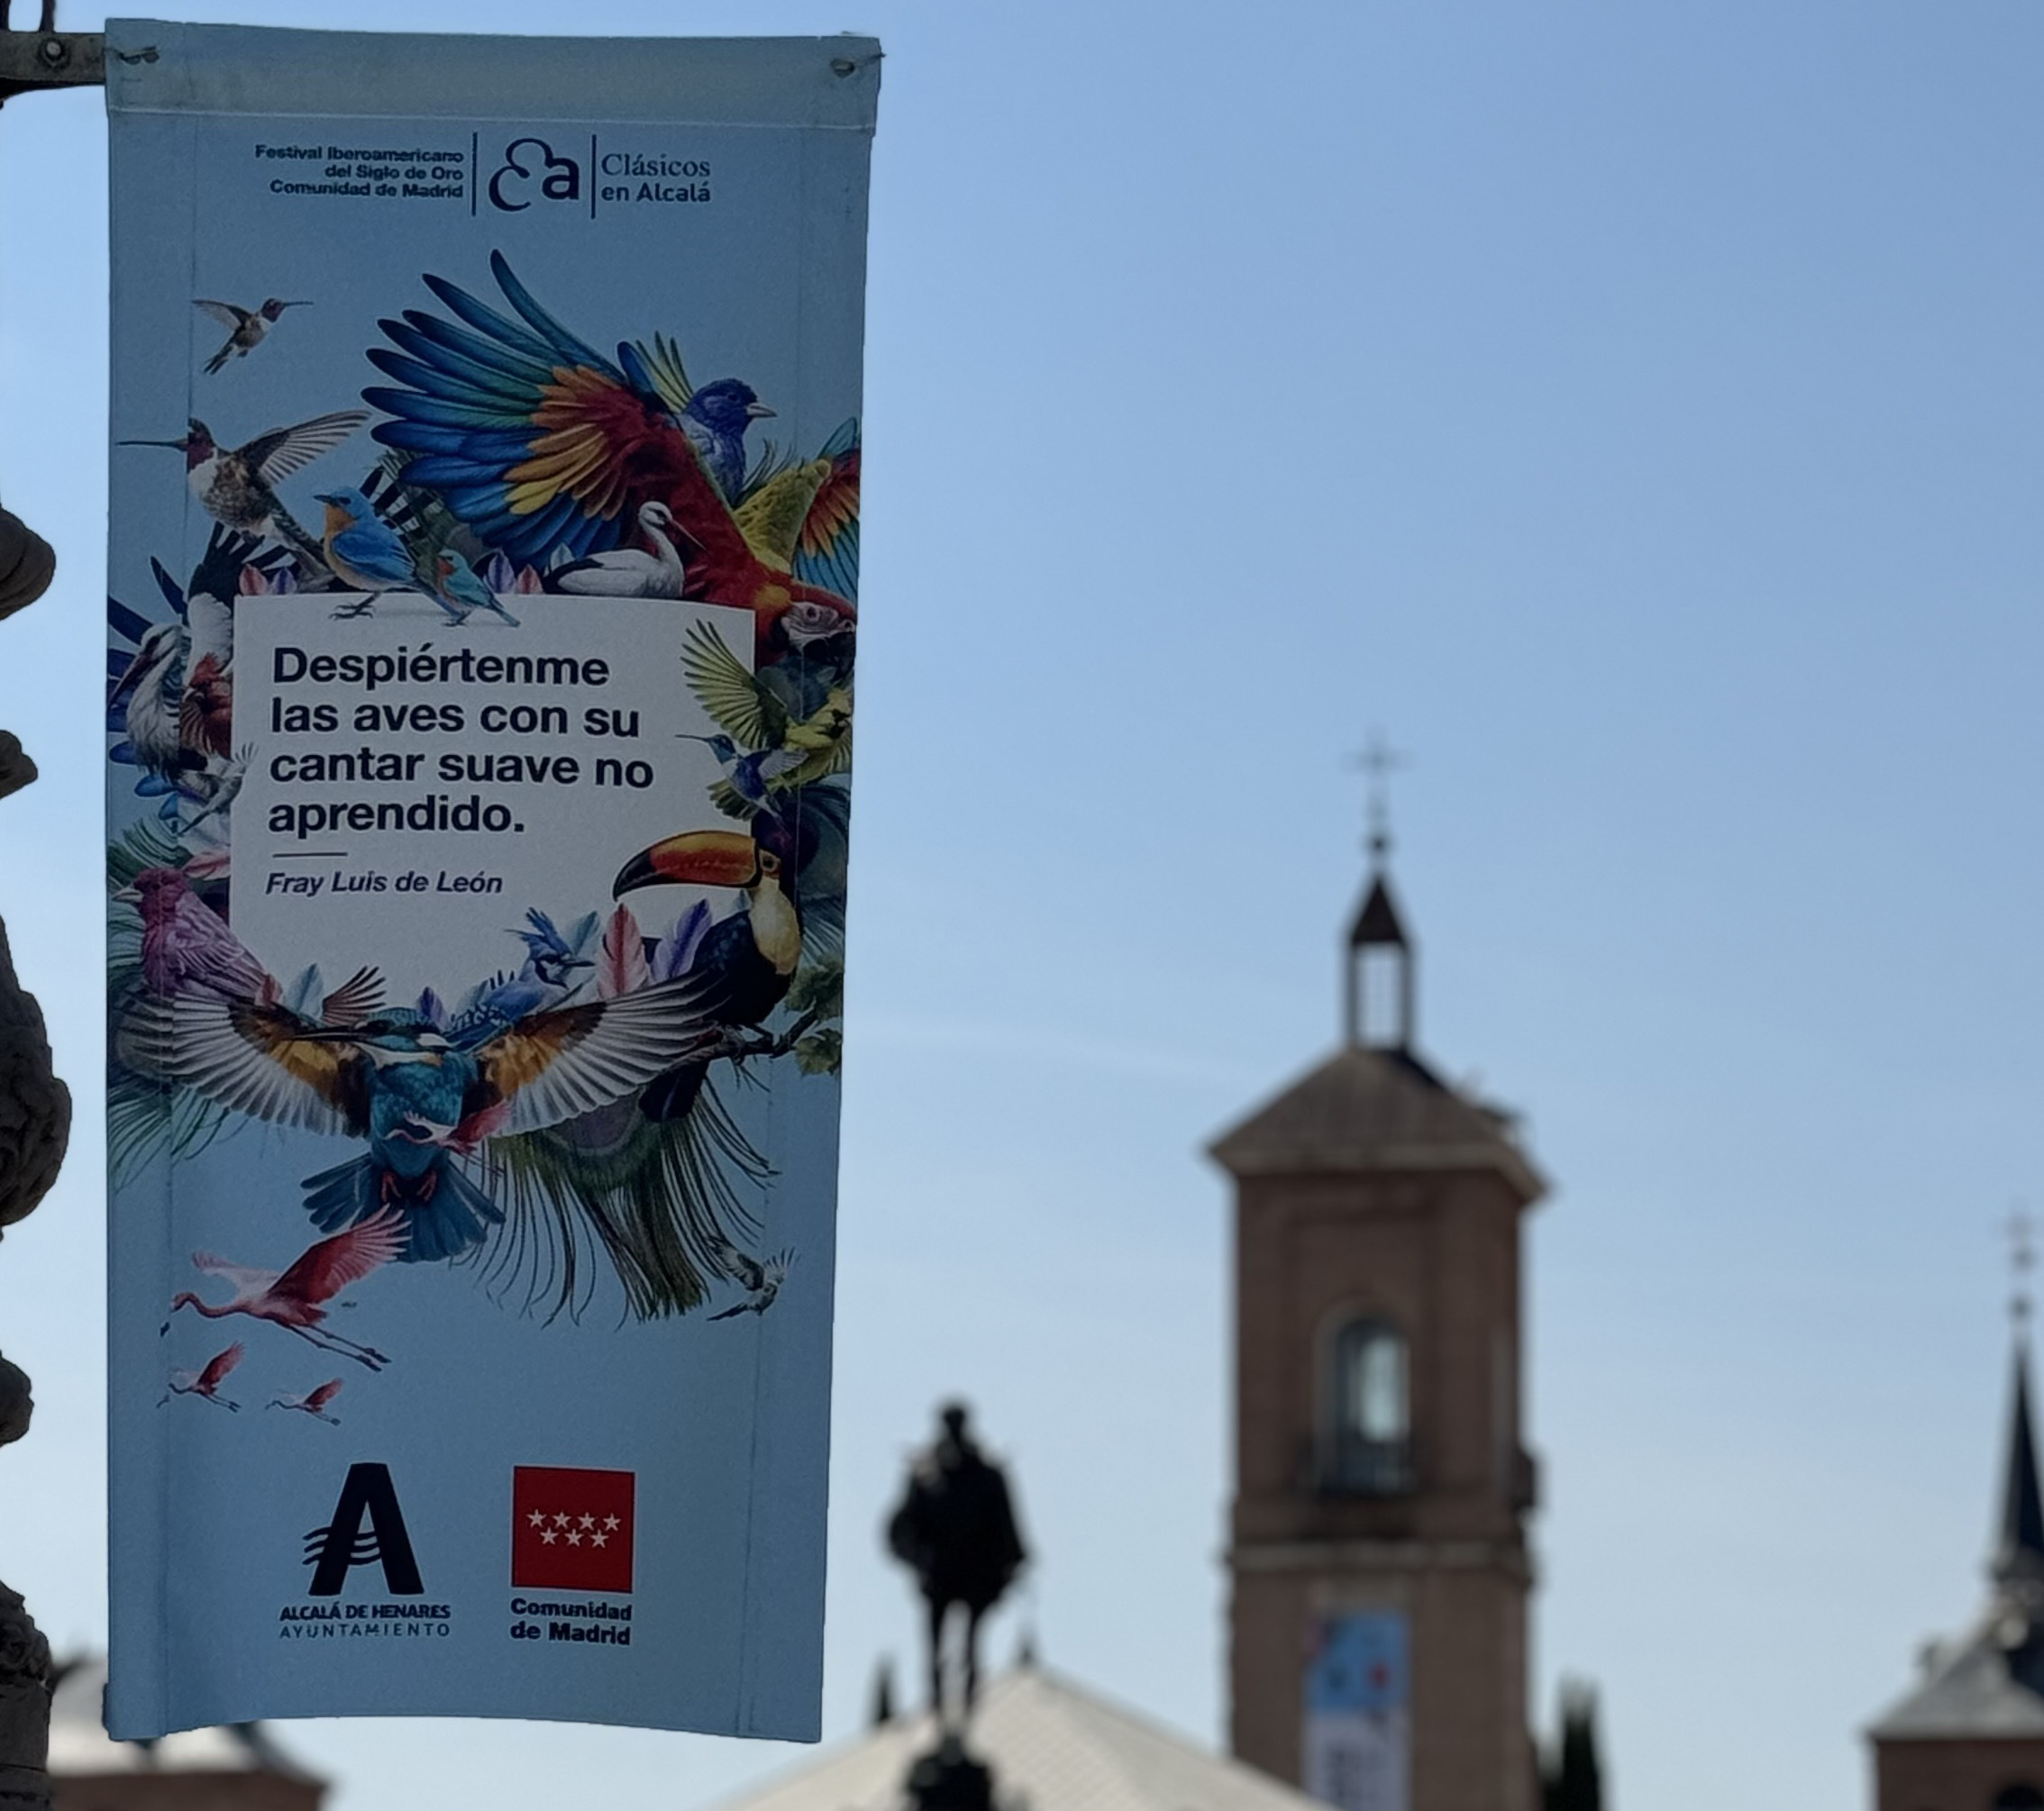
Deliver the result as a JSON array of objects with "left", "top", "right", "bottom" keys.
[{"left": 0, "top": 31, "right": 105, "bottom": 106}]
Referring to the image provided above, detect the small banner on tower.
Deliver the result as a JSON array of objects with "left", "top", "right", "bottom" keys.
[{"left": 103, "top": 21, "right": 876, "bottom": 1739}]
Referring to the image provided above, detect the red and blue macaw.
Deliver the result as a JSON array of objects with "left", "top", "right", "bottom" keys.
[{"left": 362, "top": 252, "right": 859, "bottom": 661}]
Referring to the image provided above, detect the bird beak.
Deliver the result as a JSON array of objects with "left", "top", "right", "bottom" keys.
[
  {"left": 613, "top": 829, "right": 759, "bottom": 897},
  {"left": 744, "top": 402, "right": 777, "bottom": 421},
  {"left": 112, "top": 884, "right": 141, "bottom": 906}
]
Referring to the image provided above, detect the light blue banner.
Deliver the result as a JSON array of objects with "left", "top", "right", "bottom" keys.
[{"left": 104, "top": 20, "right": 876, "bottom": 1741}]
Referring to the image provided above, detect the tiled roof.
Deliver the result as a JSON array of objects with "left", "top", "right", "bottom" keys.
[
  {"left": 1868, "top": 1611, "right": 2044, "bottom": 1739},
  {"left": 707, "top": 1665, "right": 1324, "bottom": 1811},
  {"left": 1208, "top": 1045, "right": 1543, "bottom": 1198},
  {"left": 46, "top": 1655, "right": 320, "bottom": 1780}
]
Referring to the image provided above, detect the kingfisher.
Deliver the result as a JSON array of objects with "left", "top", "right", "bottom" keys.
[
  {"left": 122, "top": 411, "right": 369, "bottom": 573},
  {"left": 315, "top": 487, "right": 419, "bottom": 617},
  {"left": 132, "top": 976, "right": 720, "bottom": 1263},
  {"left": 431, "top": 547, "right": 522, "bottom": 626},
  {"left": 194, "top": 296, "right": 311, "bottom": 376}
]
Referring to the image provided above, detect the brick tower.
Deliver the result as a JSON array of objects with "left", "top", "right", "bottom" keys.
[
  {"left": 1868, "top": 1320, "right": 2044, "bottom": 1809},
  {"left": 1210, "top": 843, "right": 1545, "bottom": 1811}
]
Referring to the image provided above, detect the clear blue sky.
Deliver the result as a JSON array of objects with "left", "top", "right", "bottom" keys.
[{"left": 5, "top": 3, "right": 2042, "bottom": 1806}]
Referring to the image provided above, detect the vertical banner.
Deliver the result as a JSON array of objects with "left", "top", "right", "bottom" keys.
[
  {"left": 104, "top": 22, "right": 877, "bottom": 1739},
  {"left": 1303, "top": 1614, "right": 1410, "bottom": 1811}
]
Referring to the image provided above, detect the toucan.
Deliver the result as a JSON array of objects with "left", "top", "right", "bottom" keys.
[{"left": 613, "top": 814, "right": 803, "bottom": 1120}]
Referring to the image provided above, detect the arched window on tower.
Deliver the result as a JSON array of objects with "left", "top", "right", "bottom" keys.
[
  {"left": 1993, "top": 1785, "right": 2044, "bottom": 1809},
  {"left": 1324, "top": 1316, "right": 1413, "bottom": 1497}
]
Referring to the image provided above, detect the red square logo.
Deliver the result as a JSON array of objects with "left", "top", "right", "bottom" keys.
[{"left": 512, "top": 1467, "right": 634, "bottom": 1593}]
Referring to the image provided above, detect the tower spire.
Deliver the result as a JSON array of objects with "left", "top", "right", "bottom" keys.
[
  {"left": 1995, "top": 1209, "right": 2044, "bottom": 1596},
  {"left": 1345, "top": 732, "right": 1413, "bottom": 1051}
]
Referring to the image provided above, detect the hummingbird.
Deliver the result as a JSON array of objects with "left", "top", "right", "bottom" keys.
[
  {"left": 431, "top": 548, "right": 522, "bottom": 626},
  {"left": 121, "top": 411, "right": 369, "bottom": 576},
  {"left": 193, "top": 297, "right": 311, "bottom": 376}
]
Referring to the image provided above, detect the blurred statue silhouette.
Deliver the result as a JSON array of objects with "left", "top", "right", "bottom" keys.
[{"left": 887, "top": 1402, "right": 1027, "bottom": 1723}]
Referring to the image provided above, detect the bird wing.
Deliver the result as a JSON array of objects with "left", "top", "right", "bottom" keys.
[
  {"left": 733, "top": 423, "right": 859, "bottom": 605},
  {"left": 681, "top": 621, "right": 781, "bottom": 747},
  {"left": 305, "top": 1379, "right": 345, "bottom": 1410},
  {"left": 194, "top": 299, "right": 248, "bottom": 329},
  {"left": 320, "top": 966, "right": 385, "bottom": 1027},
  {"left": 331, "top": 522, "right": 420, "bottom": 585},
  {"left": 244, "top": 411, "right": 371, "bottom": 487},
  {"left": 619, "top": 332, "right": 694, "bottom": 414},
  {"left": 367, "top": 252, "right": 771, "bottom": 589},
  {"left": 129, "top": 992, "right": 370, "bottom": 1134},
  {"left": 707, "top": 1232, "right": 765, "bottom": 1292},
  {"left": 190, "top": 1252, "right": 279, "bottom": 1292},
  {"left": 733, "top": 460, "right": 830, "bottom": 571},
  {"left": 792, "top": 420, "right": 860, "bottom": 601},
  {"left": 274, "top": 1209, "right": 406, "bottom": 1303},
  {"left": 197, "top": 1342, "right": 246, "bottom": 1390},
  {"left": 465, "top": 976, "right": 718, "bottom": 1135}
]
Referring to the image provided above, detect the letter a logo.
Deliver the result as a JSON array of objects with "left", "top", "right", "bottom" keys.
[{"left": 303, "top": 1462, "right": 424, "bottom": 1597}]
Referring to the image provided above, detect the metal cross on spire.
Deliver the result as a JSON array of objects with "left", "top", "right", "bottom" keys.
[
  {"left": 2008, "top": 1205, "right": 2036, "bottom": 1340},
  {"left": 1348, "top": 728, "right": 1409, "bottom": 874}
]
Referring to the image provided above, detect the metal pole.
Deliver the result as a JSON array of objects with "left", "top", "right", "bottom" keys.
[{"left": 0, "top": 14, "right": 93, "bottom": 1801}]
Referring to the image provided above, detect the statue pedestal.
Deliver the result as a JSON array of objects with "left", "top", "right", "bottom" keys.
[{"left": 903, "top": 1734, "right": 996, "bottom": 1811}]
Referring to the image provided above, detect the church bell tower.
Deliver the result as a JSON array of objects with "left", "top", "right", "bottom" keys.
[{"left": 1210, "top": 808, "right": 1545, "bottom": 1811}]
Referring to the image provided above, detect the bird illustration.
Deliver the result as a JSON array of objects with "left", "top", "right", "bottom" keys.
[
  {"left": 707, "top": 1238, "right": 794, "bottom": 1320},
  {"left": 120, "top": 412, "right": 368, "bottom": 573},
  {"left": 681, "top": 378, "right": 774, "bottom": 502},
  {"left": 160, "top": 1342, "right": 245, "bottom": 1410},
  {"left": 269, "top": 1379, "right": 345, "bottom": 1424},
  {"left": 106, "top": 527, "right": 274, "bottom": 806},
  {"left": 543, "top": 501, "right": 689, "bottom": 598},
  {"left": 106, "top": 620, "right": 199, "bottom": 796},
  {"left": 442, "top": 909, "right": 598, "bottom": 1038},
  {"left": 431, "top": 548, "right": 521, "bottom": 625},
  {"left": 679, "top": 733, "right": 808, "bottom": 814},
  {"left": 315, "top": 487, "right": 422, "bottom": 617},
  {"left": 679, "top": 620, "right": 852, "bottom": 817},
  {"left": 173, "top": 744, "right": 252, "bottom": 841},
  {"left": 614, "top": 816, "right": 803, "bottom": 1027},
  {"left": 131, "top": 973, "right": 722, "bottom": 1264},
  {"left": 115, "top": 866, "right": 269, "bottom": 1001},
  {"left": 167, "top": 1213, "right": 405, "bottom": 1370},
  {"left": 195, "top": 297, "right": 310, "bottom": 375},
  {"left": 612, "top": 813, "right": 805, "bottom": 1122},
  {"left": 365, "top": 252, "right": 856, "bottom": 660}
]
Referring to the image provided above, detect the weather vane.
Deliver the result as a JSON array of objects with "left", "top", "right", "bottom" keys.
[
  {"left": 1347, "top": 729, "right": 1409, "bottom": 872},
  {"left": 2008, "top": 1205, "right": 2035, "bottom": 1337}
]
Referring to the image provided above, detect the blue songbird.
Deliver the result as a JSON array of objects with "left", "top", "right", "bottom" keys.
[
  {"left": 315, "top": 487, "right": 418, "bottom": 618},
  {"left": 431, "top": 547, "right": 521, "bottom": 626},
  {"left": 676, "top": 378, "right": 774, "bottom": 503}
]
